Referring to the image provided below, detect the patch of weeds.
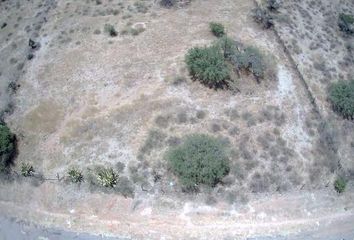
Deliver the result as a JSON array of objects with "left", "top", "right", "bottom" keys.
[
  {"left": 209, "top": 22, "right": 225, "bottom": 37},
  {"left": 139, "top": 129, "right": 167, "bottom": 157},
  {"left": 334, "top": 177, "right": 346, "bottom": 193},
  {"left": 167, "top": 136, "right": 181, "bottom": 146},
  {"left": 104, "top": 24, "right": 118, "bottom": 37},
  {"left": 228, "top": 126, "right": 240, "bottom": 136},
  {"left": 155, "top": 115, "right": 171, "bottom": 128},
  {"left": 196, "top": 110, "right": 207, "bottom": 120},
  {"left": 176, "top": 111, "right": 188, "bottom": 124},
  {"left": 171, "top": 75, "right": 186, "bottom": 85},
  {"left": 251, "top": 6, "right": 273, "bottom": 29},
  {"left": 20, "top": 163, "right": 35, "bottom": 177},
  {"left": 115, "top": 176, "right": 135, "bottom": 197},
  {"left": 159, "top": 0, "right": 176, "bottom": 8},
  {"left": 338, "top": 13, "right": 354, "bottom": 35},
  {"left": 67, "top": 168, "right": 84, "bottom": 183},
  {"left": 134, "top": 1, "right": 148, "bottom": 13}
]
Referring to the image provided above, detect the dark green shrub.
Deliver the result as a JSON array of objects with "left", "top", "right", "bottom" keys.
[
  {"left": 96, "top": 167, "right": 118, "bottom": 187},
  {"left": 0, "top": 124, "right": 16, "bottom": 172},
  {"left": 185, "top": 46, "right": 230, "bottom": 88},
  {"left": 338, "top": 13, "right": 354, "bottom": 35},
  {"left": 104, "top": 24, "right": 118, "bottom": 37},
  {"left": 209, "top": 22, "right": 225, "bottom": 37},
  {"left": 20, "top": 163, "right": 34, "bottom": 177},
  {"left": 67, "top": 168, "right": 84, "bottom": 183},
  {"left": 251, "top": 6, "right": 273, "bottom": 29},
  {"left": 328, "top": 80, "right": 354, "bottom": 119},
  {"left": 166, "top": 134, "right": 230, "bottom": 190},
  {"left": 334, "top": 177, "right": 346, "bottom": 193}
]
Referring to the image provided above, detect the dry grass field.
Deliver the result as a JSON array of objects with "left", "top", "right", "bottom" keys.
[{"left": 0, "top": 0, "right": 353, "bottom": 239}]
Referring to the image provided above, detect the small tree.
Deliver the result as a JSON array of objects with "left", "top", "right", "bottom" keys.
[
  {"left": 166, "top": 134, "right": 230, "bottom": 191},
  {"left": 209, "top": 22, "right": 225, "bottom": 38},
  {"left": 20, "top": 163, "right": 35, "bottom": 177},
  {"left": 338, "top": 13, "right": 354, "bottom": 35},
  {"left": 96, "top": 167, "right": 118, "bottom": 187},
  {"left": 104, "top": 24, "right": 118, "bottom": 37},
  {"left": 334, "top": 177, "right": 346, "bottom": 193},
  {"left": 67, "top": 168, "right": 84, "bottom": 183},
  {"left": 185, "top": 46, "right": 230, "bottom": 88},
  {"left": 0, "top": 123, "right": 16, "bottom": 173},
  {"left": 328, "top": 80, "right": 354, "bottom": 119}
]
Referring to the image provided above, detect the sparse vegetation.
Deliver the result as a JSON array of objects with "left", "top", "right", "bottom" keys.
[
  {"left": 328, "top": 80, "right": 354, "bottom": 119},
  {"left": 104, "top": 24, "right": 118, "bottom": 37},
  {"left": 20, "top": 163, "right": 34, "bottom": 177},
  {"left": 209, "top": 22, "right": 225, "bottom": 37},
  {"left": 67, "top": 168, "right": 84, "bottom": 183},
  {"left": 166, "top": 134, "right": 230, "bottom": 190},
  {"left": 334, "top": 177, "right": 346, "bottom": 193},
  {"left": 0, "top": 123, "right": 16, "bottom": 173},
  {"left": 185, "top": 46, "right": 230, "bottom": 88},
  {"left": 96, "top": 167, "right": 118, "bottom": 187},
  {"left": 338, "top": 13, "right": 354, "bottom": 35}
]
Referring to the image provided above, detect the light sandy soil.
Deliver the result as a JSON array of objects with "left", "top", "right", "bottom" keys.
[{"left": 0, "top": 0, "right": 353, "bottom": 239}]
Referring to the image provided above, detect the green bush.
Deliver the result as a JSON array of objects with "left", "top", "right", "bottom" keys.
[
  {"left": 209, "top": 22, "right": 225, "bottom": 37},
  {"left": 338, "top": 13, "right": 354, "bottom": 35},
  {"left": 185, "top": 46, "right": 230, "bottom": 88},
  {"left": 0, "top": 124, "right": 16, "bottom": 172},
  {"left": 20, "top": 163, "right": 35, "bottom": 177},
  {"left": 96, "top": 167, "right": 118, "bottom": 187},
  {"left": 328, "top": 80, "right": 354, "bottom": 119},
  {"left": 166, "top": 134, "right": 230, "bottom": 190},
  {"left": 334, "top": 177, "right": 346, "bottom": 193},
  {"left": 67, "top": 168, "right": 84, "bottom": 183},
  {"left": 104, "top": 24, "right": 118, "bottom": 37}
]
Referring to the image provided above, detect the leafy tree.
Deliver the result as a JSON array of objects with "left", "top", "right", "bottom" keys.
[
  {"left": 328, "top": 80, "right": 354, "bottom": 119},
  {"left": 166, "top": 134, "right": 230, "bottom": 191},
  {"left": 209, "top": 22, "right": 225, "bottom": 37},
  {"left": 0, "top": 123, "right": 16, "bottom": 173},
  {"left": 185, "top": 46, "right": 230, "bottom": 88}
]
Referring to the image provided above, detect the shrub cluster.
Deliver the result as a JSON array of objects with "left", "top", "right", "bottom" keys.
[
  {"left": 0, "top": 123, "right": 16, "bottom": 173},
  {"left": 185, "top": 46, "right": 230, "bottom": 88},
  {"left": 328, "top": 80, "right": 354, "bottom": 119},
  {"left": 232, "top": 46, "right": 266, "bottom": 79},
  {"left": 338, "top": 13, "right": 354, "bottom": 35},
  {"left": 166, "top": 134, "right": 230, "bottom": 190},
  {"left": 209, "top": 22, "right": 225, "bottom": 37}
]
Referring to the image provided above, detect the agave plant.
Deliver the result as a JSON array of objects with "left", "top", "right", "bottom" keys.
[
  {"left": 96, "top": 167, "right": 118, "bottom": 187},
  {"left": 20, "top": 163, "right": 35, "bottom": 177},
  {"left": 67, "top": 168, "right": 84, "bottom": 183}
]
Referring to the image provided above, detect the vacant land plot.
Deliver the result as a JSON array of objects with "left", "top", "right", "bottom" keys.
[{"left": 0, "top": 0, "right": 353, "bottom": 239}]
